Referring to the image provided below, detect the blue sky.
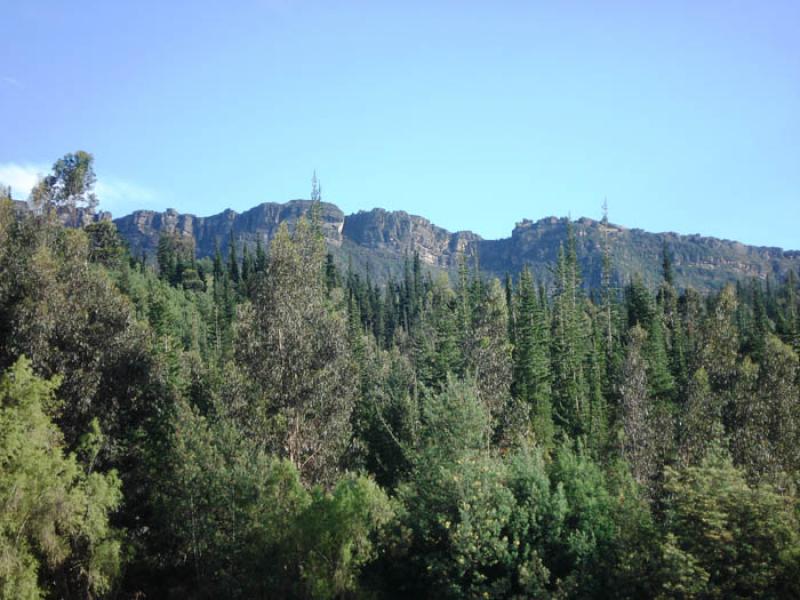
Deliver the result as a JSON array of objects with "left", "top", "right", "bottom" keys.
[{"left": 1, "top": 1, "right": 798, "bottom": 248}]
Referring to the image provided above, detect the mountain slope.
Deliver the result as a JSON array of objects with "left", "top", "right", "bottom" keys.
[{"left": 112, "top": 200, "right": 800, "bottom": 290}]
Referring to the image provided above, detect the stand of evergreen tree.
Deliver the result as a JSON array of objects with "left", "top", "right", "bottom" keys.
[{"left": 2, "top": 157, "right": 800, "bottom": 598}]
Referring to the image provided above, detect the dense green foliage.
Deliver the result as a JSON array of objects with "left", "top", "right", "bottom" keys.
[
  {"left": 2, "top": 154, "right": 800, "bottom": 598},
  {"left": 0, "top": 358, "right": 121, "bottom": 599}
]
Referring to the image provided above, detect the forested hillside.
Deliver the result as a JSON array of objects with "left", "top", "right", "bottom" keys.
[{"left": 2, "top": 155, "right": 800, "bottom": 599}]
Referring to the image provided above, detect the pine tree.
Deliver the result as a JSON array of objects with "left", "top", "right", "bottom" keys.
[
  {"left": 157, "top": 233, "right": 178, "bottom": 284},
  {"left": 551, "top": 226, "right": 590, "bottom": 437},
  {"left": 586, "top": 314, "right": 608, "bottom": 453},
  {"left": 255, "top": 237, "right": 267, "bottom": 273},
  {"left": 782, "top": 269, "right": 799, "bottom": 352},
  {"left": 311, "top": 170, "right": 321, "bottom": 203},
  {"left": 383, "top": 283, "right": 397, "bottom": 348},
  {"left": 372, "top": 283, "right": 385, "bottom": 342},
  {"left": 325, "top": 252, "right": 339, "bottom": 292},
  {"left": 625, "top": 274, "right": 655, "bottom": 329},
  {"left": 213, "top": 238, "right": 224, "bottom": 283},
  {"left": 661, "top": 241, "right": 675, "bottom": 288},
  {"left": 645, "top": 313, "right": 675, "bottom": 402},
  {"left": 512, "top": 266, "right": 553, "bottom": 447},
  {"left": 401, "top": 256, "right": 414, "bottom": 331},
  {"left": 227, "top": 230, "right": 240, "bottom": 286},
  {"left": 750, "top": 279, "right": 770, "bottom": 359},
  {"left": 430, "top": 276, "right": 462, "bottom": 386},
  {"left": 599, "top": 208, "right": 621, "bottom": 370},
  {"left": 241, "top": 243, "right": 252, "bottom": 289},
  {"left": 504, "top": 273, "right": 515, "bottom": 342},
  {"left": 455, "top": 255, "right": 474, "bottom": 373}
]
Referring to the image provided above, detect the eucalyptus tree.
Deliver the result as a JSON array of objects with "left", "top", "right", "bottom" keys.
[{"left": 235, "top": 217, "right": 355, "bottom": 484}]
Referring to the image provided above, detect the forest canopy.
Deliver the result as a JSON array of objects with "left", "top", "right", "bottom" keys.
[{"left": 1, "top": 155, "right": 800, "bottom": 599}]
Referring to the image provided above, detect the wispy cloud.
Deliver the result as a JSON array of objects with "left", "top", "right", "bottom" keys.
[
  {"left": 95, "top": 177, "right": 157, "bottom": 210},
  {"left": 1, "top": 76, "right": 24, "bottom": 89},
  {"left": 0, "top": 162, "right": 47, "bottom": 198},
  {"left": 0, "top": 162, "right": 158, "bottom": 212}
]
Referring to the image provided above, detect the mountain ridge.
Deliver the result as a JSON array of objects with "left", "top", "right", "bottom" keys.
[{"left": 112, "top": 199, "right": 800, "bottom": 291}]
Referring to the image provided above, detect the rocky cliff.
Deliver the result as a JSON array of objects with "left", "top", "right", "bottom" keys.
[
  {"left": 112, "top": 201, "right": 800, "bottom": 291},
  {"left": 479, "top": 216, "right": 800, "bottom": 290},
  {"left": 342, "top": 208, "right": 481, "bottom": 268},
  {"left": 115, "top": 200, "right": 345, "bottom": 258}
]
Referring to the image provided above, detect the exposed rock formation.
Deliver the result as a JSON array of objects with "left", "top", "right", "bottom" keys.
[
  {"left": 342, "top": 208, "right": 481, "bottom": 268},
  {"left": 111, "top": 200, "right": 800, "bottom": 291},
  {"left": 115, "top": 200, "right": 344, "bottom": 258}
]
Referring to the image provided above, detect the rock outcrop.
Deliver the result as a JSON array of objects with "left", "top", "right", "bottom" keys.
[
  {"left": 342, "top": 208, "right": 481, "bottom": 268},
  {"left": 115, "top": 200, "right": 345, "bottom": 258},
  {"left": 111, "top": 200, "right": 800, "bottom": 291}
]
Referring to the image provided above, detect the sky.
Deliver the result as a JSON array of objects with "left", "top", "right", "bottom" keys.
[{"left": 1, "top": 1, "right": 798, "bottom": 249}]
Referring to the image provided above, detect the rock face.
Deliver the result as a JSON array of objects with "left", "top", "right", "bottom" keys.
[
  {"left": 342, "top": 208, "right": 481, "bottom": 268},
  {"left": 115, "top": 200, "right": 345, "bottom": 258},
  {"left": 113, "top": 200, "right": 800, "bottom": 291},
  {"left": 479, "top": 216, "right": 800, "bottom": 290}
]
